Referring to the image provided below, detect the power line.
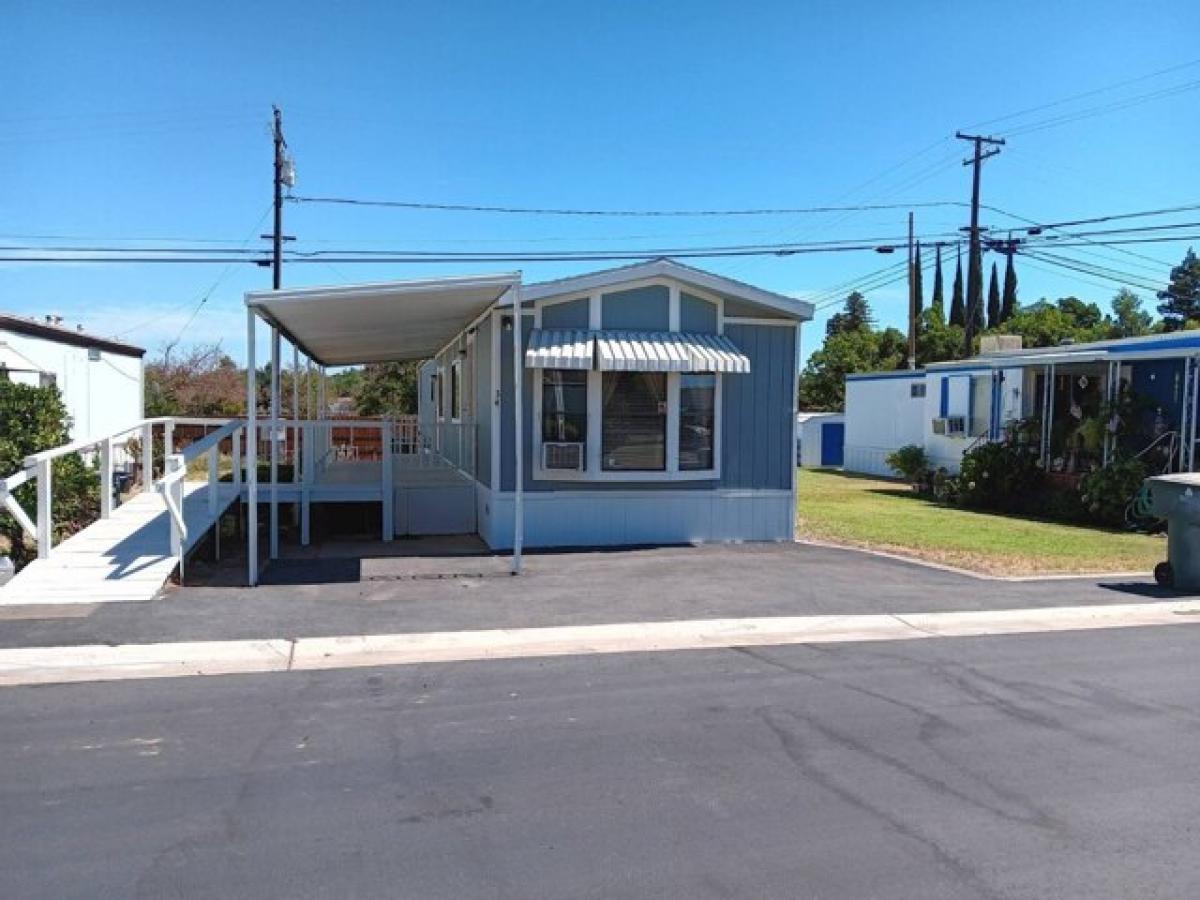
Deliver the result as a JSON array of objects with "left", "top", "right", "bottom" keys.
[
  {"left": 285, "top": 195, "right": 970, "bottom": 218},
  {"left": 962, "top": 57, "right": 1200, "bottom": 132},
  {"left": 998, "top": 78, "right": 1200, "bottom": 138}
]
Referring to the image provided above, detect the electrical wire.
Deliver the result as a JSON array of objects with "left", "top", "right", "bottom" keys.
[{"left": 285, "top": 195, "right": 971, "bottom": 218}]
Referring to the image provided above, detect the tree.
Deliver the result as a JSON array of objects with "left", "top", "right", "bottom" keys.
[
  {"left": 1157, "top": 248, "right": 1200, "bottom": 330},
  {"left": 825, "top": 291, "right": 874, "bottom": 337},
  {"left": 949, "top": 250, "right": 965, "bottom": 326},
  {"left": 998, "top": 297, "right": 1111, "bottom": 348},
  {"left": 916, "top": 310, "right": 965, "bottom": 365},
  {"left": 930, "top": 244, "right": 945, "bottom": 325},
  {"left": 351, "top": 362, "right": 420, "bottom": 417},
  {"left": 1111, "top": 288, "right": 1153, "bottom": 338},
  {"left": 0, "top": 382, "right": 98, "bottom": 569},
  {"left": 799, "top": 326, "right": 906, "bottom": 411},
  {"left": 145, "top": 343, "right": 244, "bottom": 417},
  {"left": 912, "top": 241, "right": 924, "bottom": 320},
  {"left": 1056, "top": 296, "right": 1104, "bottom": 330},
  {"left": 1001, "top": 253, "right": 1018, "bottom": 323},
  {"left": 987, "top": 262, "right": 1001, "bottom": 329}
]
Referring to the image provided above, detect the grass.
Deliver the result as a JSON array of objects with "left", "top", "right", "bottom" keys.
[{"left": 796, "top": 468, "right": 1164, "bottom": 576}]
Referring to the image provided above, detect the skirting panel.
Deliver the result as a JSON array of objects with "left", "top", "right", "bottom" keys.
[
  {"left": 843, "top": 445, "right": 897, "bottom": 477},
  {"left": 476, "top": 484, "right": 794, "bottom": 550}
]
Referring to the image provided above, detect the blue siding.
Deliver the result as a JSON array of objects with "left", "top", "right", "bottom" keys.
[
  {"left": 542, "top": 298, "right": 590, "bottom": 330},
  {"left": 724, "top": 297, "right": 789, "bottom": 319},
  {"left": 474, "top": 315, "right": 492, "bottom": 486},
  {"left": 602, "top": 285, "right": 669, "bottom": 330},
  {"left": 680, "top": 293, "right": 718, "bottom": 333},
  {"left": 720, "top": 323, "right": 796, "bottom": 490}
]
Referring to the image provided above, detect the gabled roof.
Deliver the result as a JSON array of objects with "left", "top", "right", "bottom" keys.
[
  {"left": 0, "top": 312, "right": 145, "bottom": 358},
  {"left": 511, "top": 258, "right": 814, "bottom": 321}
]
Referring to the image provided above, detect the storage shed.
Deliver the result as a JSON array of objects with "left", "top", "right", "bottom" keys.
[{"left": 796, "top": 412, "right": 845, "bottom": 467}]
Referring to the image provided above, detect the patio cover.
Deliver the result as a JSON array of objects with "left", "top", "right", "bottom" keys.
[
  {"left": 245, "top": 273, "right": 520, "bottom": 366},
  {"left": 525, "top": 329, "right": 750, "bottom": 374}
]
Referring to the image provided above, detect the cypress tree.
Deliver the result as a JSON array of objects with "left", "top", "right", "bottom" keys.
[
  {"left": 987, "top": 262, "right": 1001, "bottom": 329},
  {"left": 1001, "top": 253, "right": 1018, "bottom": 322},
  {"left": 930, "top": 244, "right": 945, "bottom": 324},
  {"left": 949, "top": 247, "right": 965, "bottom": 326}
]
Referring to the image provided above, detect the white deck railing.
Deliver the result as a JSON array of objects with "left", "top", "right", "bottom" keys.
[
  {"left": 2, "top": 413, "right": 478, "bottom": 575},
  {"left": 0, "top": 415, "right": 230, "bottom": 561}
]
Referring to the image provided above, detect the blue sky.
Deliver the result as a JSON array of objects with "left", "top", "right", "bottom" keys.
[{"left": 5, "top": 1, "right": 1199, "bottom": 368}]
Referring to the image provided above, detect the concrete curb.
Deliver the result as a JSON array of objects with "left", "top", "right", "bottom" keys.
[{"left": 2, "top": 600, "right": 1196, "bottom": 688}]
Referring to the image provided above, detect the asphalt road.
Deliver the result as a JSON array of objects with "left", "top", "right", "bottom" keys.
[{"left": 2, "top": 624, "right": 1198, "bottom": 899}]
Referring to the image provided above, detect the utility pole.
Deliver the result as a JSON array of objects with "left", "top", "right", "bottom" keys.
[
  {"left": 272, "top": 105, "right": 286, "bottom": 290},
  {"left": 907, "top": 210, "right": 916, "bottom": 370},
  {"left": 956, "top": 131, "right": 1004, "bottom": 355}
]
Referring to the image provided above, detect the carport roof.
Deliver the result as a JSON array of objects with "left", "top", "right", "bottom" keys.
[{"left": 245, "top": 273, "right": 519, "bottom": 366}]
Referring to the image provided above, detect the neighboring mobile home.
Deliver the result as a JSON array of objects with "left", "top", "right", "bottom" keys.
[
  {"left": 243, "top": 258, "right": 812, "bottom": 581},
  {"left": 0, "top": 312, "right": 144, "bottom": 441},
  {"left": 844, "top": 330, "right": 1200, "bottom": 478}
]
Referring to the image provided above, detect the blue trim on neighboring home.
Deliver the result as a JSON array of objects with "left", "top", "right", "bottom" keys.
[
  {"left": 845, "top": 370, "right": 927, "bottom": 382},
  {"left": 939, "top": 377, "right": 949, "bottom": 416},
  {"left": 923, "top": 363, "right": 995, "bottom": 374},
  {"left": 1108, "top": 336, "right": 1200, "bottom": 354}
]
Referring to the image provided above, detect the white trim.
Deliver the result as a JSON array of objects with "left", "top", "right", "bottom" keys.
[{"left": 668, "top": 283, "right": 681, "bottom": 331}]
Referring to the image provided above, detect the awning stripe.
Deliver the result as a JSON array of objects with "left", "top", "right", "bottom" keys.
[
  {"left": 525, "top": 329, "right": 594, "bottom": 370},
  {"left": 526, "top": 329, "right": 750, "bottom": 373}
]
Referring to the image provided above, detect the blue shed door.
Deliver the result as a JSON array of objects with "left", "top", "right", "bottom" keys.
[{"left": 820, "top": 422, "right": 845, "bottom": 467}]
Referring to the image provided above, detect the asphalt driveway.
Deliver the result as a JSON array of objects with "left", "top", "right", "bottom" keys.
[{"left": 0, "top": 542, "right": 1175, "bottom": 650}]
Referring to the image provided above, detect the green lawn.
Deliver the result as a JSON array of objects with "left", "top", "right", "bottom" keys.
[{"left": 797, "top": 468, "right": 1164, "bottom": 576}]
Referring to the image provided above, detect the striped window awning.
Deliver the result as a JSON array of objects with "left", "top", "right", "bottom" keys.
[
  {"left": 524, "top": 329, "right": 595, "bottom": 370},
  {"left": 525, "top": 329, "right": 750, "bottom": 374}
]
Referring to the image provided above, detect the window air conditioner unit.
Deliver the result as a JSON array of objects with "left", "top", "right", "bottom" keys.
[
  {"left": 932, "top": 416, "right": 967, "bottom": 437},
  {"left": 542, "top": 441, "right": 585, "bottom": 471}
]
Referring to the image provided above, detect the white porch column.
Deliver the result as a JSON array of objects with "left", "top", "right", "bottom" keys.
[
  {"left": 246, "top": 308, "right": 259, "bottom": 586},
  {"left": 381, "top": 417, "right": 394, "bottom": 542},
  {"left": 1190, "top": 355, "right": 1200, "bottom": 471},
  {"left": 270, "top": 328, "right": 280, "bottom": 559},
  {"left": 511, "top": 280, "right": 524, "bottom": 574},
  {"left": 292, "top": 345, "right": 301, "bottom": 485},
  {"left": 99, "top": 437, "right": 113, "bottom": 519}
]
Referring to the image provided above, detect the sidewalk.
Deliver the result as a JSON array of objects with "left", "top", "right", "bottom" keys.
[{"left": 0, "top": 542, "right": 1177, "bottom": 652}]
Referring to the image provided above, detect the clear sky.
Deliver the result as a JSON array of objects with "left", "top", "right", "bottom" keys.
[{"left": 5, "top": 1, "right": 1199, "bottom": 368}]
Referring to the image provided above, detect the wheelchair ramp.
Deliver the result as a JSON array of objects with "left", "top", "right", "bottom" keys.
[{"left": 1, "top": 483, "right": 240, "bottom": 605}]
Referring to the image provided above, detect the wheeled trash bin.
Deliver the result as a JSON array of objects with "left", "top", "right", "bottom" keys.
[{"left": 1143, "top": 473, "right": 1200, "bottom": 590}]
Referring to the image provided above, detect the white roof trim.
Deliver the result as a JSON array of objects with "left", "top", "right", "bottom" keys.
[{"left": 509, "top": 259, "right": 813, "bottom": 321}]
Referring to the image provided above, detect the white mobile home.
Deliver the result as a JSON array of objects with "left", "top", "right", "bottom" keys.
[
  {"left": 844, "top": 330, "right": 1200, "bottom": 478},
  {"left": 0, "top": 312, "right": 144, "bottom": 440}
]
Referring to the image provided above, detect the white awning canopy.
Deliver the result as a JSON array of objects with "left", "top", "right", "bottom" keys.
[
  {"left": 525, "top": 329, "right": 595, "bottom": 370},
  {"left": 525, "top": 329, "right": 750, "bottom": 374},
  {"left": 245, "top": 273, "right": 519, "bottom": 366}
]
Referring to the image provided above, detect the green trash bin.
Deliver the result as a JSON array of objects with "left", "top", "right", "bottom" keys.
[{"left": 1143, "top": 473, "right": 1200, "bottom": 590}]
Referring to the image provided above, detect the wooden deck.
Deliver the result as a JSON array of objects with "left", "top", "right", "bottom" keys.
[{"left": 1, "top": 482, "right": 240, "bottom": 605}]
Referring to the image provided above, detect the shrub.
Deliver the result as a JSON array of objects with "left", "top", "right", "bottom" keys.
[
  {"left": 956, "top": 440, "right": 1044, "bottom": 513},
  {"left": 0, "top": 381, "right": 99, "bottom": 569},
  {"left": 885, "top": 444, "right": 929, "bottom": 485},
  {"left": 1079, "top": 457, "right": 1148, "bottom": 528}
]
